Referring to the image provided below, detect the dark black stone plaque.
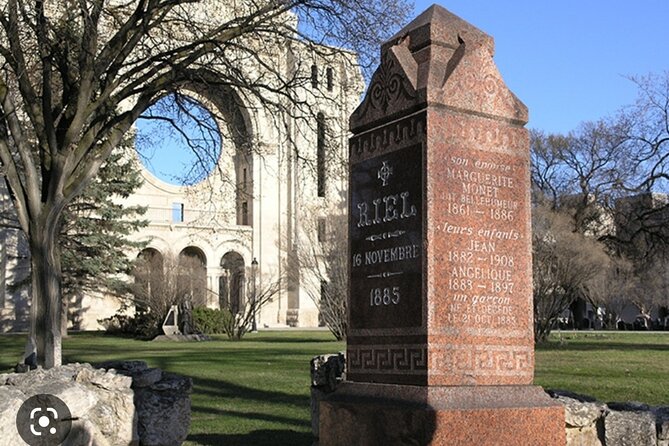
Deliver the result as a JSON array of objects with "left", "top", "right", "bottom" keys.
[{"left": 349, "top": 145, "right": 423, "bottom": 329}]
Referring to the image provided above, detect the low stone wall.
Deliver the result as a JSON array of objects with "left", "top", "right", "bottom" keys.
[
  {"left": 0, "top": 361, "right": 191, "bottom": 446},
  {"left": 310, "top": 353, "right": 346, "bottom": 439},
  {"left": 550, "top": 390, "right": 669, "bottom": 446},
  {"left": 99, "top": 360, "right": 192, "bottom": 446}
]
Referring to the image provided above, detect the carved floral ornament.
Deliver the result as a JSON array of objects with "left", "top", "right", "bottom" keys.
[{"left": 368, "top": 54, "right": 417, "bottom": 113}]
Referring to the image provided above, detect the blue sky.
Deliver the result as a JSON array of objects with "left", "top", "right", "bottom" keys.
[
  {"left": 412, "top": 1, "right": 669, "bottom": 133},
  {"left": 135, "top": 95, "right": 221, "bottom": 185}
]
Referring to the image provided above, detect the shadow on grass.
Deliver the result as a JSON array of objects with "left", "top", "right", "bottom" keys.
[
  {"left": 66, "top": 344, "right": 327, "bottom": 369},
  {"left": 0, "top": 332, "right": 321, "bottom": 441},
  {"left": 191, "top": 376, "right": 309, "bottom": 409},
  {"left": 188, "top": 429, "right": 312, "bottom": 446},
  {"left": 538, "top": 341, "right": 669, "bottom": 352},
  {"left": 246, "top": 336, "right": 339, "bottom": 344},
  {"left": 150, "top": 356, "right": 313, "bottom": 443},
  {"left": 192, "top": 405, "right": 309, "bottom": 429}
]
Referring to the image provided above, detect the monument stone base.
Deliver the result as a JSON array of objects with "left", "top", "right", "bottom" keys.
[{"left": 319, "top": 382, "right": 565, "bottom": 446}]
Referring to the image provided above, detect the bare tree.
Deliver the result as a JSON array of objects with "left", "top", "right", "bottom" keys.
[
  {"left": 289, "top": 213, "right": 347, "bottom": 340},
  {"left": 221, "top": 274, "right": 282, "bottom": 340},
  {"left": 130, "top": 249, "right": 208, "bottom": 337},
  {"left": 630, "top": 259, "right": 669, "bottom": 326},
  {"left": 621, "top": 72, "right": 669, "bottom": 194},
  {"left": 532, "top": 72, "right": 669, "bottom": 244},
  {"left": 531, "top": 120, "right": 630, "bottom": 235},
  {"left": 532, "top": 204, "right": 610, "bottom": 342},
  {"left": 530, "top": 73, "right": 669, "bottom": 334},
  {"left": 0, "top": 0, "right": 411, "bottom": 367}
]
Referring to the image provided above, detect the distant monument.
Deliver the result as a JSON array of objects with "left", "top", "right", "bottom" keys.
[
  {"left": 319, "top": 5, "right": 565, "bottom": 445},
  {"left": 179, "top": 293, "right": 194, "bottom": 335},
  {"left": 162, "top": 305, "right": 180, "bottom": 336}
]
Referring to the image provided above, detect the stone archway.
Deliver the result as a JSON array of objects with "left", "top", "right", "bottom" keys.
[
  {"left": 134, "top": 248, "right": 165, "bottom": 307},
  {"left": 178, "top": 247, "right": 207, "bottom": 306},
  {"left": 134, "top": 83, "right": 255, "bottom": 227},
  {"left": 220, "top": 252, "right": 246, "bottom": 314}
]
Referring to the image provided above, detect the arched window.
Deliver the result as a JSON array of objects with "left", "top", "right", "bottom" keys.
[
  {"left": 178, "top": 247, "right": 207, "bottom": 306},
  {"left": 134, "top": 248, "right": 165, "bottom": 307},
  {"left": 220, "top": 252, "right": 246, "bottom": 314},
  {"left": 326, "top": 67, "right": 333, "bottom": 91},
  {"left": 311, "top": 64, "right": 319, "bottom": 88},
  {"left": 317, "top": 112, "right": 326, "bottom": 197}
]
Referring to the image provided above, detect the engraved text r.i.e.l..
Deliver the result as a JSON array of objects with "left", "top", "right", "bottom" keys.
[{"left": 357, "top": 191, "right": 417, "bottom": 228}]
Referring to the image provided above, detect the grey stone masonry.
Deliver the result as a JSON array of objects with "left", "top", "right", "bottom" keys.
[
  {"left": 0, "top": 361, "right": 192, "bottom": 446},
  {"left": 0, "top": 363, "right": 137, "bottom": 445},
  {"left": 549, "top": 390, "right": 669, "bottom": 446},
  {"left": 98, "top": 360, "right": 192, "bottom": 446},
  {"left": 310, "top": 353, "right": 345, "bottom": 441}
]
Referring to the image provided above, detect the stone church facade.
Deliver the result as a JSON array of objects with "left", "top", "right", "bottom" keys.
[{"left": 0, "top": 6, "right": 364, "bottom": 331}]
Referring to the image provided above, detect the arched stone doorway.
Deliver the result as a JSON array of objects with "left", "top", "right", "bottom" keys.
[
  {"left": 178, "top": 247, "right": 207, "bottom": 306},
  {"left": 134, "top": 248, "right": 164, "bottom": 306},
  {"left": 220, "top": 252, "right": 245, "bottom": 314}
]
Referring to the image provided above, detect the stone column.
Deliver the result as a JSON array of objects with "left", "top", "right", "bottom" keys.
[{"left": 319, "top": 6, "right": 565, "bottom": 445}]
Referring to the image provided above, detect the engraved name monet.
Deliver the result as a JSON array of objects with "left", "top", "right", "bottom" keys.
[{"left": 438, "top": 149, "right": 526, "bottom": 330}]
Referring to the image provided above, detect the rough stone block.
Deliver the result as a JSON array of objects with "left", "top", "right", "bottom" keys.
[
  {"left": 654, "top": 407, "right": 669, "bottom": 441},
  {"left": 0, "top": 387, "right": 25, "bottom": 445},
  {"left": 62, "top": 419, "right": 109, "bottom": 446},
  {"left": 75, "top": 365, "right": 133, "bottom": 390},
  {"left": 310, "top": 353, "right": 345, "bottom": 390},
  {"left": 98, "top": 360, "right": 149, "bottom": 375},
  {"left": 550, "top": 390, "right": 606, "bottom": 428},
  {"left": 134, "top": 372, "right": 192, "bottom": 446},
  {"left": 1, "top": 362, "right": 192, "bottom": 446},
  {"left": 311, "top": 353, "right": 345, "bottom": 439},
  {"left": 131, "top": 368, "right": 163, "bottom": 388},
  {"left": 311, "top": 386, "right": 327, "bottom": 438},
  {"left": 565, "top": 426, "right": 603, "bottom": 446},
  {"left": 0, "top": 364, "right": 138, "bottom": 446},
  {"left": 605, "top": 409, "right": 656, "bottom": 446}
]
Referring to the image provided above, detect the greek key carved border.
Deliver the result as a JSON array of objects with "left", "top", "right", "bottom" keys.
[
  {"left": 429, "top": 344, "right": 533, "bottom": 376},
  {"left": 347, "top": 344, "right": 428, "bottom": 374}
]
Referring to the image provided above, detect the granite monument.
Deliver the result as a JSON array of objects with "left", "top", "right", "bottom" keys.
[{"left": 319, "top": 5, "right": 566, "bottom": 445}]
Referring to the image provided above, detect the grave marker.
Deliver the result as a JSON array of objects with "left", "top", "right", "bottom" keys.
[{"left": 320, "top": 5, "right": 565, "bottom": 445}]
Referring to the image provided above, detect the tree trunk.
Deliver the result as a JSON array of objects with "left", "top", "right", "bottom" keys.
[
  {"left": 29, "top": 216, "right": 63, "bottom": 368},
  {"left": 61, "top": 297, "right": 69, "bottom": 338}
]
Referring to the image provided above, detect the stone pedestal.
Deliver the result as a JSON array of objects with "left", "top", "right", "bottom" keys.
[
  {"left": 320, "top": 383, "right": 564, "bottom": 446},
  {"left": 319, "top": 5, "right": 564, "bottom": 445}
]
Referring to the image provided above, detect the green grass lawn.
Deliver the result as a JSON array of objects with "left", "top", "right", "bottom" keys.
[
  {"left": 0, "top": 330, "right": 340, "bottom": 446},
  {"left": 535, "top": 331, "right": 669, "bottom": 405},
  {"left": 1, "top": 330, "right": 668, "bottom": 445}
]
